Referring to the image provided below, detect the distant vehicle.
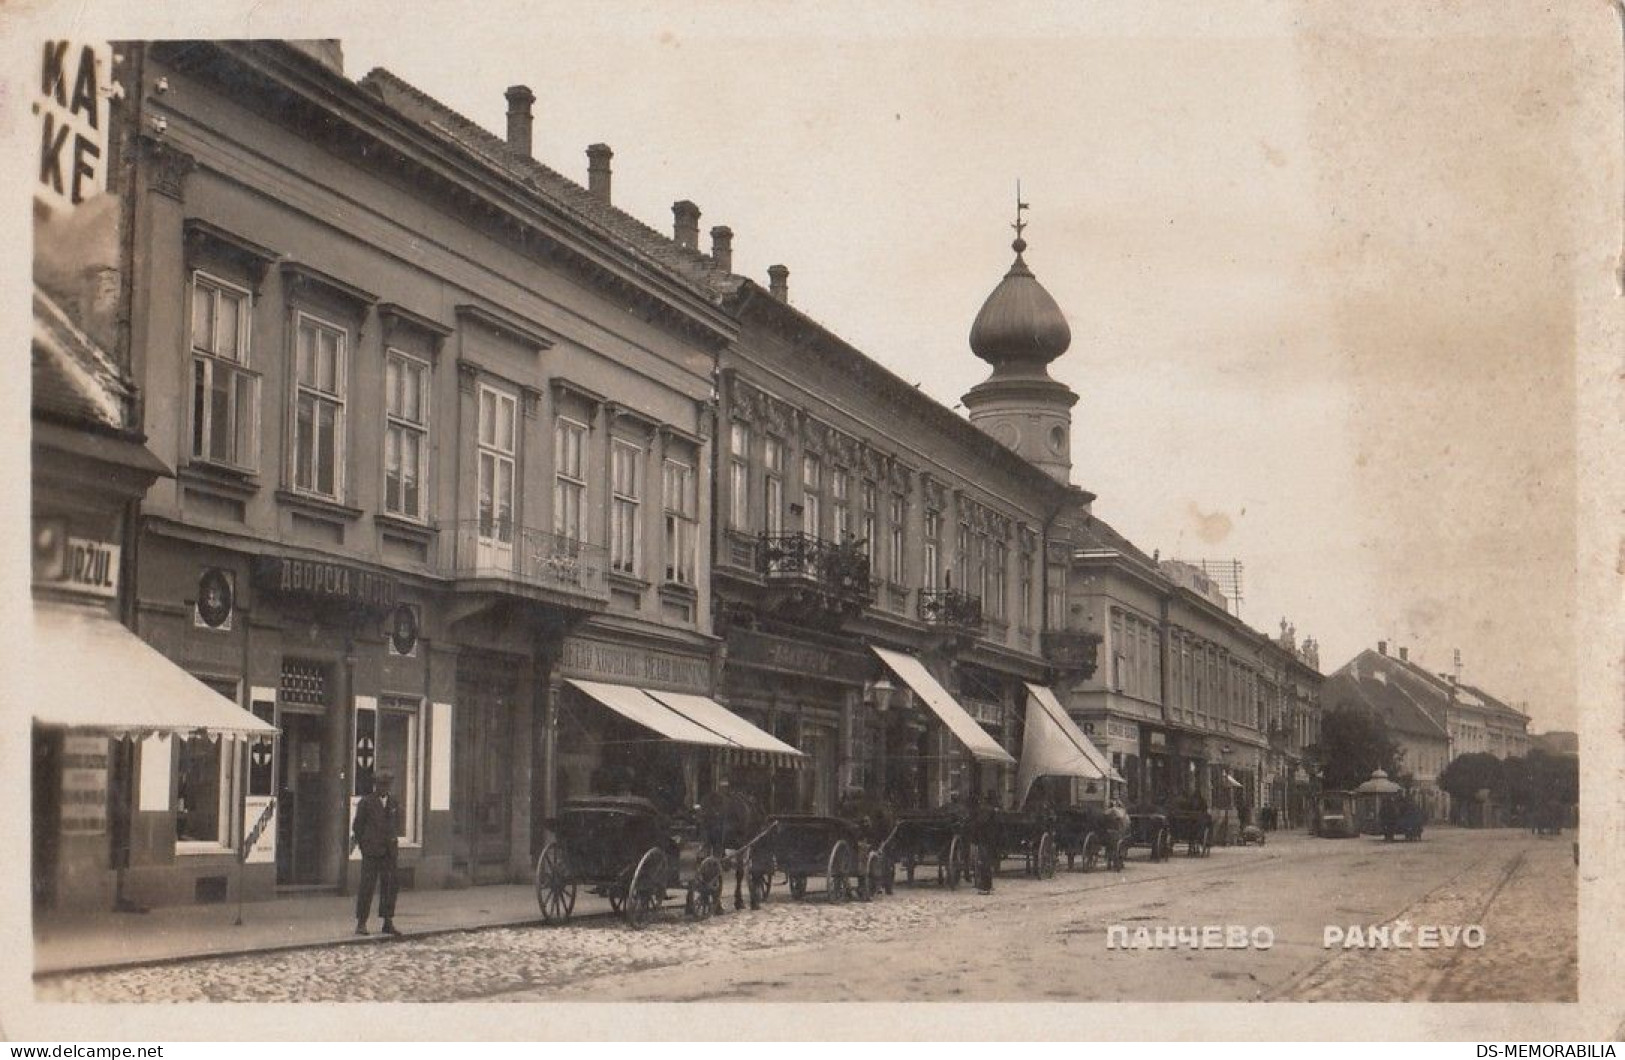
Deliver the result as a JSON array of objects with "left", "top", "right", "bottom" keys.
[{"left": 1314, "top": 791, "right": 1359, "bottom": 838}]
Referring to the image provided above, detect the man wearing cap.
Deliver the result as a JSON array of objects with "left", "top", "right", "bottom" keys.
[{"left": 352, "top": 771, "right": 402, "bottom": 936}]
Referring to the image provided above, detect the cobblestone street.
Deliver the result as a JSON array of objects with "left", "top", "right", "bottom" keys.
[{"left": 36, "top": 827, "right": 1574, "bottom": 1003}]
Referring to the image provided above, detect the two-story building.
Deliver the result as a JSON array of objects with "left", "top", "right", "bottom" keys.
[
  {"left": 1065, "top": 525, "right": 1324, "bottom": 818},
  {"left": 116, "top": 40, "right": 767, "bottom": 906}
]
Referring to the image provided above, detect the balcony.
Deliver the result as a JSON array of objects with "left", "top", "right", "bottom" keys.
[
  {"left": 1042, "top": 628, "right": 1102, "bottom": 678},
  {"left": 918, "top": 589, "right": 983, "bottom": 632},
  {"left": 452, "top": 520, "right": 609, "bottom": 605},
  {"left": 755, "top": 532, "right": 875, "bottom": 624}
]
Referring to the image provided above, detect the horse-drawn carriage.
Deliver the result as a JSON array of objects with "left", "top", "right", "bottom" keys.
[
  {"left": 1167, "top": 808, "right": 1214, "bottom": 857},
  {"left": 877, "top": 808, "right": 970, "bottom": 890},
  {"left": 983, "top": 808, "right": 1059, "bottom": 879},
  {"left": 736, "top": 814, "right": 891, "bottom": 907},
  {"left": 534, "top": 796, "right": 725, "bottom": 928},
  {"left": 1123, "top": 811, "right": 1174, "bottom": 862}
]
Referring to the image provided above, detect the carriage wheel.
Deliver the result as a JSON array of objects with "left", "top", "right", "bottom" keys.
[
  {"left": 827, "top": 840, "right": 854, "bottom": 903},
  {"left": 685, "top": 856, "right": 724, "bottom": 920},
  {"left": 1080, "top": 832, "right": 1101, "bottom": 873},
  {"left": 945, "top": 835, "right": 965, "bottom": 891},
  {"left": 627, "top": 847, "right": 668, "bottom": 929},
  {"left": 788, "top": 874, "right": 807, "bottom": 900},
  {"left": 1037, "top": 832, "right": 1058, "bottom": 879},
  {"left": 534, "top": 842, "right": 576, "bottom": 924}
]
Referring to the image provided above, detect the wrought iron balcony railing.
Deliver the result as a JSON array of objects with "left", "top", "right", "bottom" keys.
[
  {"left": 453, "top": 520, "right": 608, "bottom": 600},
  {"left": 758, "top": 532, "right": 875, "bottom": 604},
  {"left": 917, "top": 588, "right": 984, "bottom": 631}
]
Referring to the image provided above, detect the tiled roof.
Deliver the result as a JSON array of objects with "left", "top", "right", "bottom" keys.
[
  {"left": 1324, "top": 652, "right": 1450, "bottom": 741},
  {"left": 359, "top": 68, "right": 740, "bottom": 308},
  {"left": 1074, "top": 514, "right": 1160, "bottom": 570},
  {"left": 32, "top": 286, "right": 131, "bottom": 431}
]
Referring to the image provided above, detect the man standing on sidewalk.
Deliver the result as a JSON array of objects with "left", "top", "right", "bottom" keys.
[{"left": 352, "top": 771, "right": 401, "bottom": 936}]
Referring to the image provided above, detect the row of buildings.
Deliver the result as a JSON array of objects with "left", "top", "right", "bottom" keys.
[
  {"left": 29, "top": 39, "right": 1329, "bottom": 913},
  {"left": 1321, "top": 642, "right": 1533, "bottom": 821}
]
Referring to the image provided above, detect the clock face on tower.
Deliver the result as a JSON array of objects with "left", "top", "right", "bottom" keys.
[{"left": 990, "top": 421, "right": 1021, "bottom": 451}]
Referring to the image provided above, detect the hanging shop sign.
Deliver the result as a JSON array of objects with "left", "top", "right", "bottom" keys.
[
  {"left": 252, "top": 556, "right": 398, "bottom": 611},
  {"left": 32, "top": 520, "right": 120, "bottom": 599},
  {"left": 37, "top": 41, "right": 112, "bottom": 214}
]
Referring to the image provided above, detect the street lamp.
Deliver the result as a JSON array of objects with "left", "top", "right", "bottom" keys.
[{"left": 864, "top": 677, "right": 897, "bottom": 802}]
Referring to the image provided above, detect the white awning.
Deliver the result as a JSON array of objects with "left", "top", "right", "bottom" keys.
[
  {"left": 643, "top": 690, "right": 804, "bottom": 759},
  {"left": 1018, "top": 682, "right": 1124, "bottom": 802},
  {"left": 566, "top": 679, "right": 733, "bottom": 748},
  {"left": 31, "top": 601, "right": 277, "bottom": 741},
  {"left": 871, "top": 646, "right": 1015, "bottom": 765}
]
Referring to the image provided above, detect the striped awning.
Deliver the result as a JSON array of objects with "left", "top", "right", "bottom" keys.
[{"left": 567, "top": 680, "right": 805, "bottom": 767}]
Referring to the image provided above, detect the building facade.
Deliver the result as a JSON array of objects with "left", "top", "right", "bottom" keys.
[
  {"left": 1064, "top": 524, "right": 1324, "bottom": 822},
  {"left": 119, "top": 41, "right": 733, "bottom": 906}
]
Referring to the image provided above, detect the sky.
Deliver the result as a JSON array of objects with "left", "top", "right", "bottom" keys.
[{"left": 5, "top": 1, "right": 1609, "bottom": 734}]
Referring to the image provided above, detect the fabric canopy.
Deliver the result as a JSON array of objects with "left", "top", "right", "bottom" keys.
[
  {"left": 567, "top": 679, "right": 733, "bottom": 748},
  {"left": 31, "top": 601, "right": 277, "bottom": 740},
  {"left": 643, "top": 690, "right": 804, "bottom": 762},
  {"left": 1017, "top": 682, "right": 1124, "bottom": 803},
  {"left": 871, "top": 646, "right": 1015, "bottom": 764}
]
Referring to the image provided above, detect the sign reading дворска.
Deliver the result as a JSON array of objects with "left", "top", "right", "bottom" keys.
[
  {"left": 252, "top": 556, "right": 398, "bottom": 611},
  {"left": 37, "top": 41, "right": 111, "bottom": 213}
]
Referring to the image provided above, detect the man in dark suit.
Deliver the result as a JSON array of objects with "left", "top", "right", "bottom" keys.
[{"left": 352, "top": 771, "right": 401, "bottom": 936}]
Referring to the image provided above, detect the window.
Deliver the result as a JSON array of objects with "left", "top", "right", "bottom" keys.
[
  {"left": 663, "top": 458, "right": 696, "bottom": 585},
  {"left": 191, "top": 272, "right": 260, "bottom": 471},
  {"left": 956, "top": 522, "right": 970, "bottom": 592},
  {"left": 554, "top": 418, "right": 587, "bottom": 542},
  {"left": 177, "top": 677, "right": 241, "bottom": 847},
  {"left": 611, "top": 440, "right": 642, "bottom": 575},
  {"left": 888, "top": 494, "right": 905, "bottom": 584},
  {"left": 477, "top": 386, "right": 517, "bottom": 552},
  {"left": 1019, "top": 553, "right": 1034, "bottom": 626},
  {"left": 764, "top": 436, "right": 785, "bottom": 536},
  {"left": 832, "top": 471, "right": 851, "bottom": 543},
  {"left": 377, "top": 697, "right": 422, "bottom": 844},
  {"left": 924, "top": 510, "right": 942, "bottom": 591},
  {"left": 383, "top": 352, "right": 429, "bottom": 520},
  {"left": 728, "top": 422, "right": 750, "bottom": 530},
  {"left": 862, "top": 480, "right": 877, "bottom": 558},
  {"left": 1046, "top": 582, "right": 1065, "bottom": 628},
  {"left": 293, "top": 313, "right": 347, "bottom": 498},
  {"left": 989, "top": 539, "right": 1007, "bottom": 619},
  {"left": 802, "top": 454, "right": 822, "bottom": 536}
]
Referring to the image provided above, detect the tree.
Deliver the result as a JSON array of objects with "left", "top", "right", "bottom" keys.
[
  {"left": 1305, "top": 707, "right": 1404, "bottom": 791},
  {"left": 1437, "top": 752, "right": 1503, "bottom": 816}
]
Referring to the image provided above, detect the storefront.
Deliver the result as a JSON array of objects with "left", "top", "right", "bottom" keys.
[{"left": 871, "top": 647, "right": 1016, "bottom": 806}]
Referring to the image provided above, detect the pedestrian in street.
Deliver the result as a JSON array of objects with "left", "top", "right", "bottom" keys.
[{"left": 352, "top": 771, "right": 402, "bottom": 936}]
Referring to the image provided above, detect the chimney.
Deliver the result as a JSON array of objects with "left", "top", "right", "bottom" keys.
[
  {"left": 1398, "top": 646, "right": 1409, "bottom": 662},
  {"left": 1377, "top": 640, "right": 1388, "bottom": 656},
  {"left": 710, "top": 226, "right": 733, "bottom": 273},
  {"left": 505, "top": 85, "right": 535, "bottom": 157},
  {"left": 768, "top": 264, "right": 789, "bottom": 301},
  {"left": 586, "top": 144, "right": 613, "bottom": 203},
  {"left": 672, "top": 200, "right": 700, "bottom": 250}
]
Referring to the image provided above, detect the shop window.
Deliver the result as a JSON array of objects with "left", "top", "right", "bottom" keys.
[
  {"left": 383, "top": 350, "right": 430, "bottom": 520},
  {"left": 177, "top": 677, "right": 241, "bottom": 850},
  {"left": 291, "top": 312, "right": 347, "bottom": 499},
  {"left": 377, "top": 697, "right": 422, "bottom": 844},
  {"left": 190, "top": 271, "right": 260, "bottom": 472}
]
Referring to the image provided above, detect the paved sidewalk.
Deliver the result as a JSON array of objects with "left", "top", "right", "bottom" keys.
[{"left": 33, "top": 880, "right": 617, "bottom": 977}]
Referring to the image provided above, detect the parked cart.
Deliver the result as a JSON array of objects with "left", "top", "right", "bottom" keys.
[
  {"left": 534, "top": 796, "right": 725, "bottom": 929},
  {"left": 1053, "top": 806, "right": 1113, "bottom": 871},
  {"left": 1124, "top": 811, "right": 1174, "bottom": 862},
  {"left": 877, "top": 808, "right": 970, "bottom": 890},
  {"left": 1168, "top": 809, "right": 1214, "bottom": 857},
  {"left": 984, "top": 808, "right": 1059, "bottom": 879},
  {"left": 737, "top": 814, "right": 888, "bottom": 907}
]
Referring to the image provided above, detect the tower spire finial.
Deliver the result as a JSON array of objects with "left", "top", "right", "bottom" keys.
[{"left": 1011, "top": 180, "right": 1030, "bottom": 253}]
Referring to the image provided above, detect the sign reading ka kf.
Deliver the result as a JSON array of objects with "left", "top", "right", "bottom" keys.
[{"left": 37, "top": 41, "right": 110, "bottom": 212}]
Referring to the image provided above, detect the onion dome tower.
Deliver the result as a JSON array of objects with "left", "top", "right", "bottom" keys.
[{"left": 962, "top": 189, "right": 1078, "bottom": 484}]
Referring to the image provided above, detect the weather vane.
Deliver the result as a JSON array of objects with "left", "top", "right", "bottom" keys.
[{"left": 1011, "top": 180, "right": 1030, "bottom": 242}]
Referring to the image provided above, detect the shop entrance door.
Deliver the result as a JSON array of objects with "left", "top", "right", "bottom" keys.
[
  {"left": 276, "top": 710, "right": 326, "bottom": 886},
  {"left": 454, "top": 667, "right": 515, "bottom": 884}
]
